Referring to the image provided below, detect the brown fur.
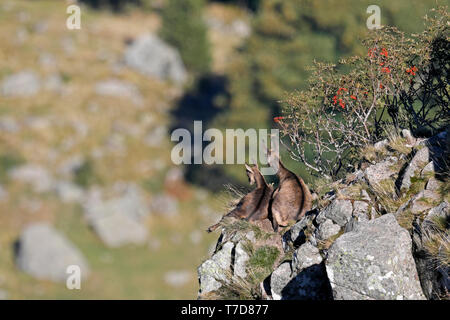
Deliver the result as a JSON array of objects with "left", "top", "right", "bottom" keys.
[
  {"left": 269, "top": 155, "right": 312, "bottom": 232},
  {"left": 207, "top": 163, "right": 273, "bottom": 233}
]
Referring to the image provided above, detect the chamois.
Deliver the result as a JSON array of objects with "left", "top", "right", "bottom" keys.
[
  {"left": 268, "top": 151, "right": 312, "bottom": 232},
  {"left": 207, "top": 163, "right": 273, "bottom": 233}
]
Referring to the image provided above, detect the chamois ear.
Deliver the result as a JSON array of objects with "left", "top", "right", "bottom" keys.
[{"left": 244, "top": 162, "right": 252, "bottom": 172}]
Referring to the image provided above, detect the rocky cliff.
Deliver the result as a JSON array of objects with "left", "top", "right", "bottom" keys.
[{"left": 197, "top": 129, "right": 449, "bottom": 300}]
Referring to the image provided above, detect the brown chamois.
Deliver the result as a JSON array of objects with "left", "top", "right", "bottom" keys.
[
  {"left": 207, "top": 163, "right": 273, "bottom": 233},
  {"left": 268, "top": 152, "right": 312, "bottom": 232}
]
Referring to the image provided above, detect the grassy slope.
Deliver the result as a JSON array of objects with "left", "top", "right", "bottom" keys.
[{"left": 0, "top": 0, "right": 229, "bottom": 299}]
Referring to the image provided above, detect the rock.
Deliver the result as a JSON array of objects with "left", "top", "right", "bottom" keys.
[
  {"left": 2, "top": 71, "right": 40, "bottom": 97},
  {"left": 400, "top": 147, "right": 430, "bottom": 191},
  {"left": 54, "top": 181, "right": 84, "bottom": 203},
  {"left": 409, "top": 190, "right": 440, "bottom": 214},
  {"left": 150, "top": 194, "right": 178, "bottom": 217},
  {"left": 233, "top": 241, "right": 249, "bottom": 279},
  {"left": 316, "top": 219, "right": 341, "bottom": 241},
  {"left": 412, "top": 202, "right": 449, "bottom": 299},
  {"left": 425, "top": 177, "right": 441, "bottom": 191},
  {"left": 316, "top": 200, "right": 352, "bottom": 227},
  {"left": 288, "top": 214, "right": 315, "bottom": 245},
  {"left": 83, "top": 184, "right": 150, "bottom": 247},
  {"left": 352, "top": 201, "right": 372, "bottom": 222},
  {"left": 100, "top": 183, "right": 150, "bottom": 221},
  {"left": 88, "top": 210, "right": 148, "bottom": 248},
  {"left": 198, "top": 242, "right": 234, "bottom": 295},
  {"left": 9, "top": 164, "right": 54, "bottom": 193},
  {"left": 94, "top": 79, "right": 143, "bottom": 106},
  {"left": 15, "top": 223, "right": 90, "bottom": 282},
  {"left": 270, "top": 262, "right": 332, "bottom": 300},
  {"left": 164, "top": 270, "right": 192, "bottom": 287},
  {"left": 124, "top": 34, "right": 187, "bottom": 85},
  {"left": 421, "top": 161, "right": 434, "bottom": 177},
  {"left": 374, "top": 139, "right": 388, "bottom": 150},
  {"left": 326, "top": 214, "right": 426, "bottom": 300},
  {"left": 401, "top": 129, "right": 416, "bottom": 145},
  {"left": 364, "top": 156, "right": 398, "bottom": 187},
  {"left": 292, "top": 242, "right": 323, "bottom": 272}
]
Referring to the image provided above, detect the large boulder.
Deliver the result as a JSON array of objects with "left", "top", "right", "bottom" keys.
[
  {"left": 15, "top": 223, "right": 90, "bottom": 282},
  {"left": 326, "top": 214, "right": 426, "bottom": 300},
  {"left": 83, "top": 184, "right": 150, "bottom": 247},
  {"left": 124, "top": 34, "right": 187, "bottom": 85}
]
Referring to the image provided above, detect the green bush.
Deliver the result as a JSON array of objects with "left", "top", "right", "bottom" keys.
[{"left": 160, "top": 0, "right": 212, "bottom": 74}]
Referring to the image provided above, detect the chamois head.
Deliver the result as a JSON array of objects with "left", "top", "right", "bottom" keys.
[{"left": 244, "top": 163, "right": 259, "bottom": 185}]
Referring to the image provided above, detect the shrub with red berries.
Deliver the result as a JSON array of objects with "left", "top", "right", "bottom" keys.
[{"left": 278, "top": 7, "right": 449, "bottom": 179}]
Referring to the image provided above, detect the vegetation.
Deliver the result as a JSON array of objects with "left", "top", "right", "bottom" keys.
[
  {"left": 278, "top": 6, "right": 449, "bottom": 180},
  {"left": 160, "top": 0, "right": 212, "bottom": 74}
]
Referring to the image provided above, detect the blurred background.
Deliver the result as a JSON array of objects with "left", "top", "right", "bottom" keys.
[{"left": 0, "top": 0, "right": 443, "bottom": 299}]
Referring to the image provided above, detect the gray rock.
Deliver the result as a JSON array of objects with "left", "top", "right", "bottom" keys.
[
  {"left": 94, "top": 79, "right": 143, "bottom": 106},
  {"left": 150, "top": 194, "right": 178, "bottom": 217},
  {"left": 401, "top": 129, "right": 416, "bottom": 145},
  {"left": 421, "top": 161, "right": 434, "bottom": 177},
  {"left": 287, "top": 214, "right": 315, "bottom": 246},
  {"left": 270, "top": 261, "right": 332, "bottom": 300},
  {"left": 409, "top": 190, "right": 440, "bottom": 214},
  {"left": 364, "top": 156, "right": 398, "bottom": 187},
  {"left": 9, "top": 164, "right": 54, "bottom": 193},
  {"left": 292, "top": 242, "right": 323, "bottom": 272},
  {"left": 233, "top": 241, "right": 249, "bottom": 279},
  {"left": 2, "top": 71, "right": 40, "bottom": 97},
  {"left": 352, "top": 201, "right": 372, "bottom": 222},
  {"left": 400, "top": 147, "right": 430, "bottom": 191},
  {"left": 88, "top": 210, "right": 148, "bottom": 248},
  {"left": 425, "top": 177, "right": 441, "bottom": 191},
  {"left": 316, "top": 200, "right": 352, "bottom": 227},
  {"left": 124, "top": 34, "right": 187, "bottom": 85},
  {"left": 316, "top": 219, "right": 341, "bottom": 240},
  {"left": 374, "top": 139, "right": 388, "bottom": 150},
  {"left": 326, "top": 214, "right": 426, "bottom": 300},
  {"left": 83, "top": 184, "right": 150, "bottom": 247},
  {"left": 198, "top": 242, "right": 234, "bottom": 295},
  {"left": 15, "top": 223, "right": 90, "bottom": 282}
]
